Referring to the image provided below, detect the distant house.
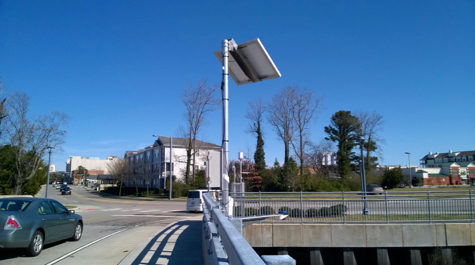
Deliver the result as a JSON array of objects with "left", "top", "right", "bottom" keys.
[{"left": 404, "top": 150, "right": 475, "bottom": 186}]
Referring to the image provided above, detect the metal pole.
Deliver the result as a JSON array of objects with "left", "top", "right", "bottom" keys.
[
  {"left": 428, "top": 190, "right": 432, "bottom": 223},
  {"left": 221, "top": 39, "right": 230, "bottom": 215},
  {"left": 207, "top": 151, "right": 211, "bottom": 192},
  {"left": 360, "top": 136, "right": 369, "bottom": 215},
  {"left": 406, "top": 152, "right": 412, "bottom": 187},
  {"left": 342, "top": 191, "right": 346, "bottom": 224},
  {"left": 240, "top": 157, "right": 243, "bottom": 183},
  {"left": 169, "top": 137, "right": 173, "bottom": 200},
  {"left": 45, "top": 146, "right": 53, "bottom": 198},
  {"left": 470, "top": 189, "right": 473, "bottom": 223}
]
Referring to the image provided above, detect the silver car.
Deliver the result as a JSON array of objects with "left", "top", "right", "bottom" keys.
[
  {"left": 0, "top": 197, "right": 83, "bottom": 256},
  {"left": 366, "top": 184, "right": 384, "bottom": 195}
]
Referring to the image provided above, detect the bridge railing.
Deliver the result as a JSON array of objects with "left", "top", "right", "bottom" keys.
[
  {"left": 230, "top": 190, "right": 475, "bottom": 224},
  {"left": 202, "top": 192, "right": 295, "bottom": 265}
]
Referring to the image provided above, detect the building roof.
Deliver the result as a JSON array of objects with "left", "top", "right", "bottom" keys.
[
  {"left": 154, "top": 136, "right": 221, "bottom": 150},
  {"left": 428, "top": 173, "right": 448, "bottom": 177},
  {"left": 421, "top": 150, "right": 475, "bottom": 160}
]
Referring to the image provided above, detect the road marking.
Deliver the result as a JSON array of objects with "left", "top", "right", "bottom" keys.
[
  {"left": 112, "top": 215, "right": 178, "bottom": 218},
  {"left": 102, "top": 208, "right": 122, "bottom": 211},
  {"left": 84, "top": 216, "right": 109, "bottom": 221},
  {"left": 138, "top": 209, "right": 160, "bottom": 213},
  {"left": 46, "top": 228, "right": 128, "bottom": 265}
]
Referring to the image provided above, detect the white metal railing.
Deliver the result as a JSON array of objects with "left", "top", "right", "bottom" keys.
[
  {"left": 202, "top": 192, "right": 295, "bottom": 265},
  {"left": 230, "top": 190, "right": 475, "bottom": 224}
]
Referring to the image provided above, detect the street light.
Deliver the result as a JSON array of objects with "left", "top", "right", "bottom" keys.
[
  {"left": 153, "top": 135, "right": 173, "bottom": 200},
  {"left": 359, "top": 136, "right": 369, "bottom": 215},
  {"left": 405, "top": 152, "right": 411, "bottom": 187},
  {"left": 215, "top": 38, "right": 281, "bottom": 215},
  {"left": 45, "top": 146, "right": 54, "bottom": 198}
]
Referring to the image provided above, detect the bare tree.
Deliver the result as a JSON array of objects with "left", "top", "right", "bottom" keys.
[
  {"left": 305, "top": 139, "right": 334, "bottom": 171},
  {"left": 245, "top": 98, "right": 266, "bottom": 134},
  {"left": 354, "top": 110, "right": 385, "bottom": 170},
  {"left": 290, "top": 89, "right": 323, "bottom": 176},
  {"left": 107, "top": 158, "right": 130, "bottom": 196},
  {"left": 3, "top": 92, "right": 69, "bottom": 194},
  {"left": 267, "top": 86, "right": 298, "bottom": 164},
  {"left": 181, "top": 79, "right": 220, "bottom": 184},
  {"left": 268, "top": 85, "right": 323, "bottom": 174}
]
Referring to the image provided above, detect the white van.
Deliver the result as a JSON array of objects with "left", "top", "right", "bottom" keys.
[{"left": 186, "top": 189, "right": 208, "bottom": 212}]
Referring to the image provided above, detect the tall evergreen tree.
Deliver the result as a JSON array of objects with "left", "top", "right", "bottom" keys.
[
  {"left": 282, "top": 157, "right": 299, "bottom": 191},
  {"left": 324, "top": 110, "right": 360, "bottom": 179},
  {"left": 254, "top": 121, "right": 266, "bottom": 176},
  {"left": 245, "top": 98, "right": 267, "bottom": 176}
]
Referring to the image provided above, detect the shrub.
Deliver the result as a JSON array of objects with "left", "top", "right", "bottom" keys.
[
  {"left": 306, "top": 208, "right": 319, "bottom": 217},
  {"left": 260, "top": 206, "right": 274, "bottom": 215},
  {"left": 278, "top": 206, "right": 291, "bottom": 215},
  {"left": 329, "top": 204, "right": 347, "bottom": 216},
  {"left": 244, "top": 208, "right": 259, "bottom": 216},
  {"left": 318, "top": 204, "right": 347, "bottom": 217},
  {"left": 291, "top": 208, "right": 305, "bottom": 217},
  {"left": 318, "top": 207, "right": 331, "bottom": 217}
]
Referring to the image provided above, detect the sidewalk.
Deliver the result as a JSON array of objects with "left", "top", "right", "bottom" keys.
[{"left": 119, "top": 219, "right": 204, "bottom": 265}]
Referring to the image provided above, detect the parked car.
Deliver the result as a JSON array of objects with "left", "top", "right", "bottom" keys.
[
  {"left": 0, "top": 197, "right": 83, "bottom": 256},
  {"left": 366, "top": 184, "right": 384, "bottom": 195},
  {"left": 61, "top": 187, "right": 72, "bottom": 195},
  {"left": 398, "top": 181, "right": 407, "bottom": 188}
]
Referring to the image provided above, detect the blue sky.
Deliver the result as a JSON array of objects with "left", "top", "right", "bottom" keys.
[{"left": 1, "top": 1, "right": 474, "bottom": 172}]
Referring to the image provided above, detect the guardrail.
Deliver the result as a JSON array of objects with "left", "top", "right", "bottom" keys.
[
  {"left": 202, "top": 192, "right": 295, "bottom": 265},
  {"left": 230, "top": 190, "right": 475, "bottom": 224}
]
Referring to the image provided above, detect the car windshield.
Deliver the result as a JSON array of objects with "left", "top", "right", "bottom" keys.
[{"left": 0, "top": 200, "right": 31, "bottom": 211}]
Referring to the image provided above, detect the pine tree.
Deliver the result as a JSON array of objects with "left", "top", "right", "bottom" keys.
[
  {"left": 254, "top": 121, "right": 266, "bottom": 176},
  {"left": 324, "top": 110, "right": 360, "bottom": 179}
]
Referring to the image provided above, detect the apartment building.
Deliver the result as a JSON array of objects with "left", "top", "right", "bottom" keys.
[
  {"left": 406, "top": 150, "right": 475, "bottom": 186},
  {"left": 123, "top": 136, "right": 221, "bottom": 189}
]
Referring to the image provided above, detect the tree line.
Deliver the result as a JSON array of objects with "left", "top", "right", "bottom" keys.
[
  {"left": 241, "top": 85, "right": 391, "bottom": 192},
  {"left": 107, "top": 80, "right": 396, "bottom": 195}
]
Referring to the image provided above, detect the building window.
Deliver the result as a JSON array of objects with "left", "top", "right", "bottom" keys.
[
  {"left": 470, "top": 170, "right": 474, "bottom": 175},
  {"left": 452, "top": 169, "right": 458, "bottom": 175}
]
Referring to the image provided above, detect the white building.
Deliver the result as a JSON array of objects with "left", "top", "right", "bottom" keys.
[
  {"left": 322, "top": 152, "right": 337, "bottom": 166},
  {"left": 49, "top": 164, "right": 56, "bottom": 173},
  {"left": 123, "top": 136, "right": 222, "bottom": 189},
  {"left": 66, "top": 156, "right": 119, "bottom": 180}
]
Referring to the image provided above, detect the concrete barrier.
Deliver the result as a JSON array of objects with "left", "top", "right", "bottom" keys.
[{"left": 243, "top": 223, "right": 475, "bottom": 248}]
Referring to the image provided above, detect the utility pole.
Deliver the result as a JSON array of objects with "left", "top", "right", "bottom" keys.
[{"left": 45, "top": 146, "right": 54, "bottom": 198}]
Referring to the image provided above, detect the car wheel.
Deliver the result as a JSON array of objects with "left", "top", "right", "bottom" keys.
[
  {"left": 71, "top": 222, "right": 83, "bottom": 241},
  {"left": 26, "top": 230, "right": 44, "bottom": 257}
]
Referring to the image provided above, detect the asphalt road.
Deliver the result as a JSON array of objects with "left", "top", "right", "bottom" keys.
[{"left": 0, "top": 185, "right": 204, "bottom": 265}]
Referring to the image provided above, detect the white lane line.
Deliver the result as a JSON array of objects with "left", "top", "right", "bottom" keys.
[
  {"left": 46, "top": 228, "right": 128, "bottom": 265},
  {"left": 112, "top": 215, "right": 178, "bottom": 218},
  {"left": 138, "top": 210, "right": 160, "bottom": 213},
  {"left": 101, "top": 208, "right": 122, "bottom": 211}
]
